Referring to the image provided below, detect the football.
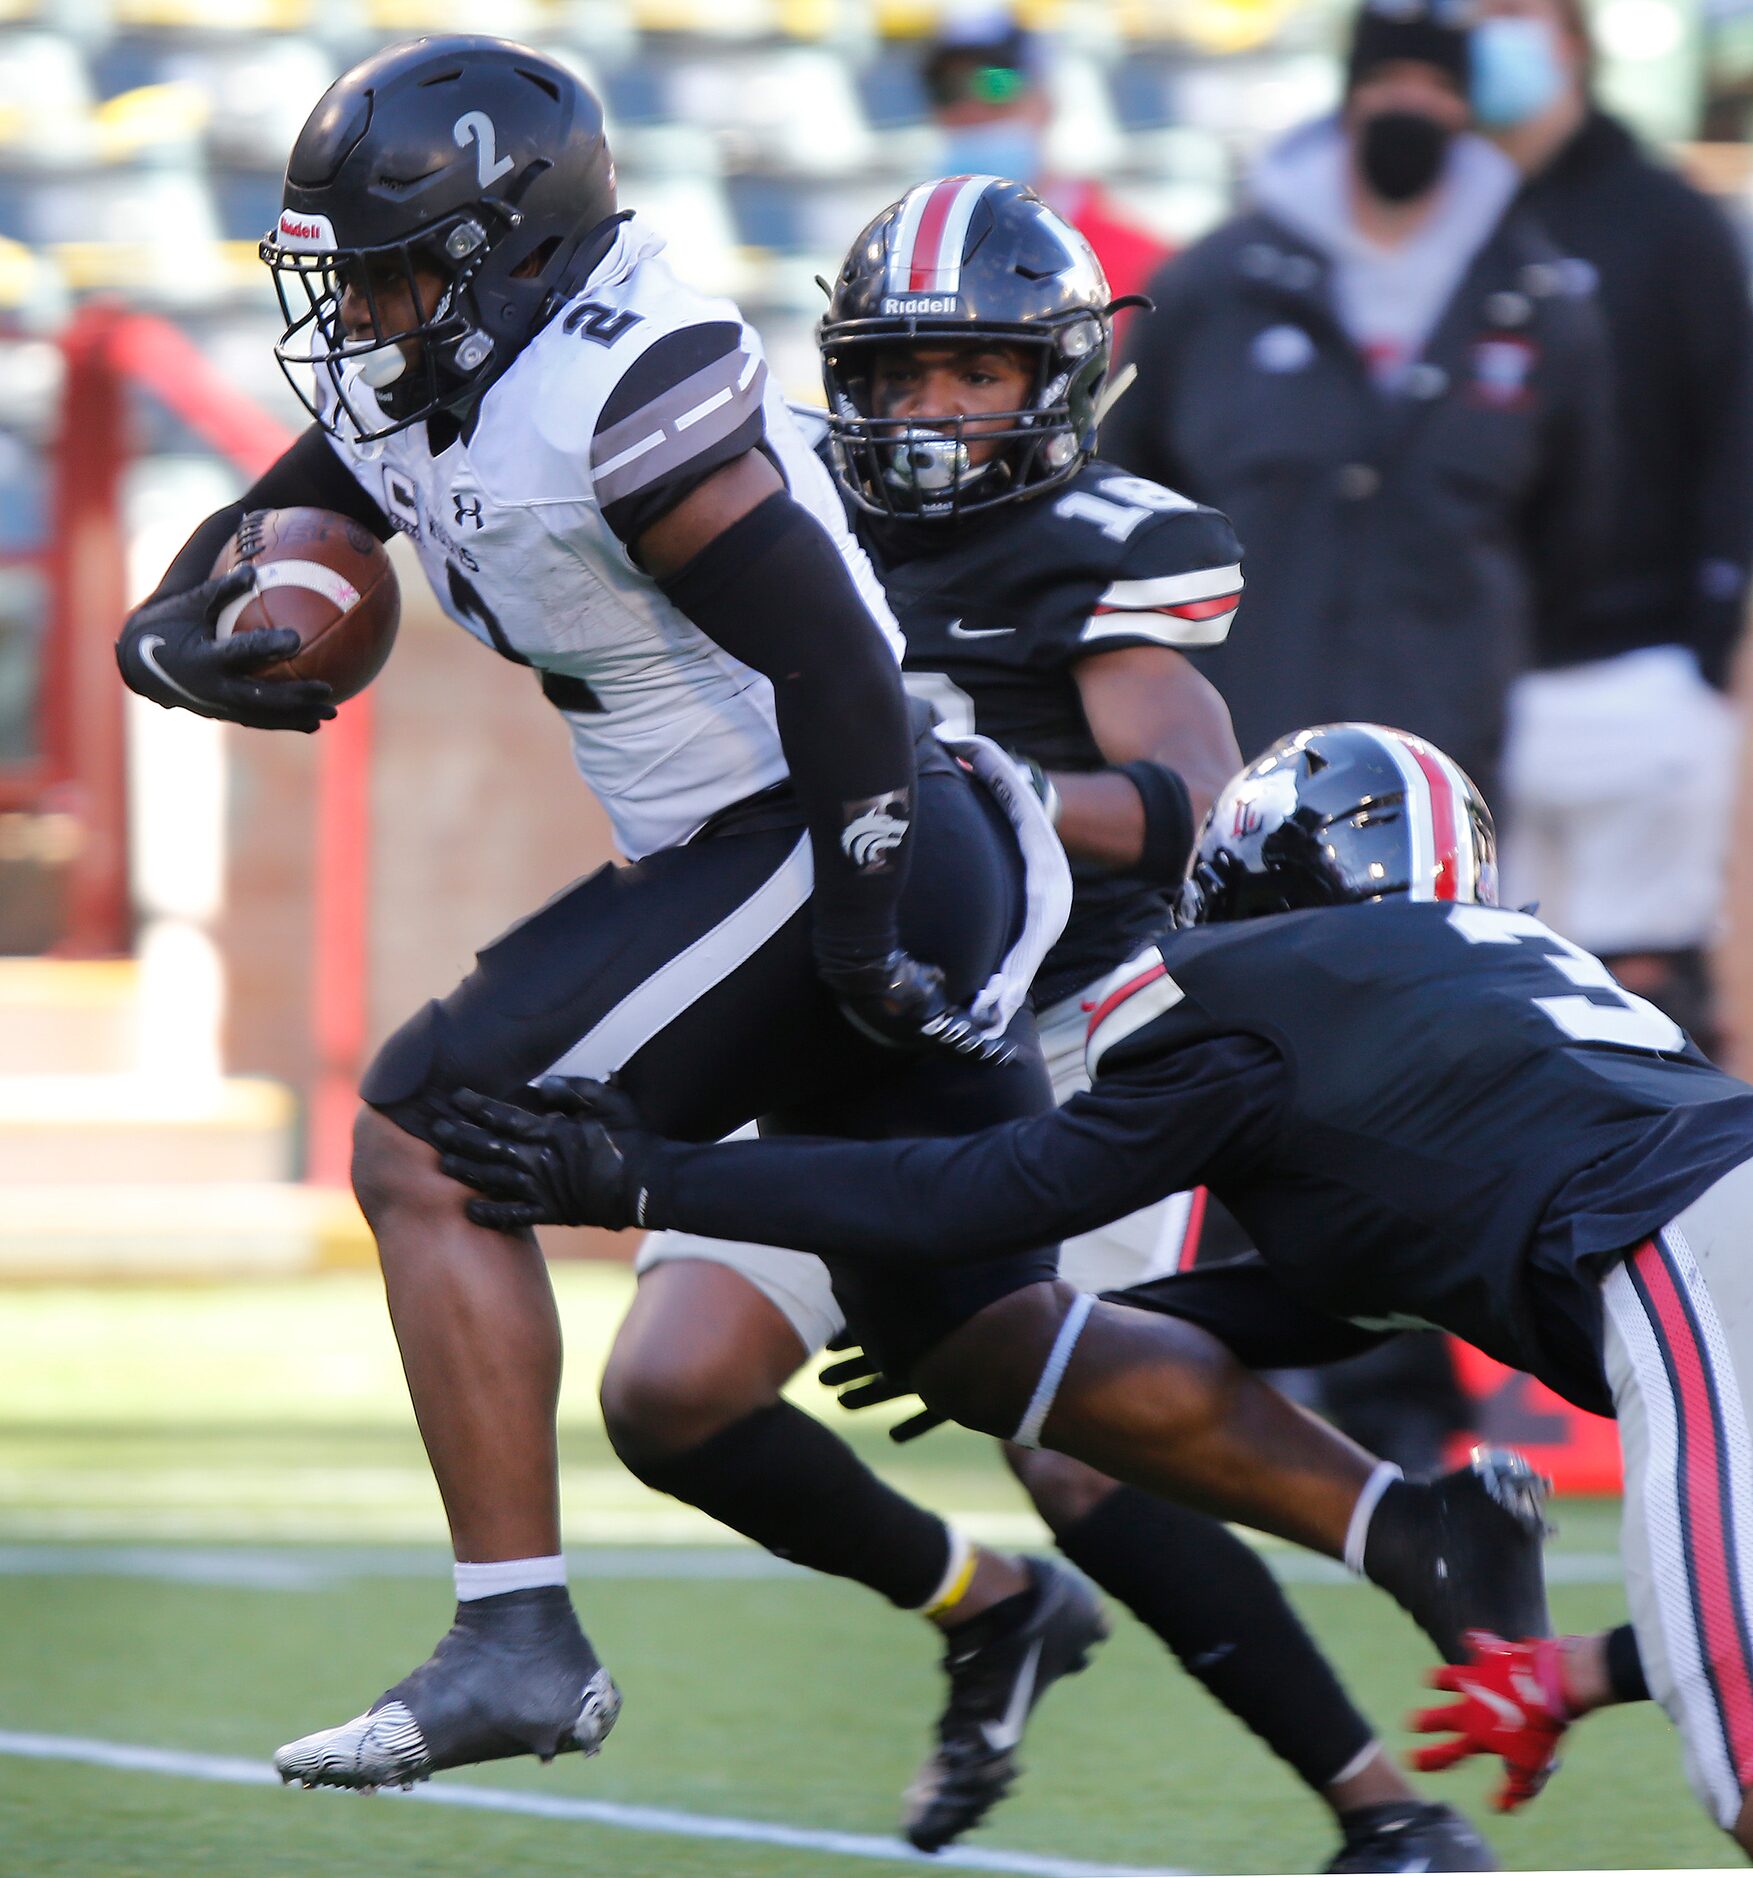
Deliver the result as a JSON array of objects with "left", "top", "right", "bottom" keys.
[{"left": 212, "top": 506, "right": 400, "bottom": 702}]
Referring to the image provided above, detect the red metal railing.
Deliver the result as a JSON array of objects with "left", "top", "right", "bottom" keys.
[{"left": 13, "top": 304, "right": 371, "bottom": 1181}]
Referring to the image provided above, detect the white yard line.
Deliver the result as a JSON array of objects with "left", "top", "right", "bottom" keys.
[
  {"left": 0, "top": 1729, "right": 1170, "bottom": 1878},
  {"left": 0, "top": 1542, "right": 1628, "bottom": 1591}
]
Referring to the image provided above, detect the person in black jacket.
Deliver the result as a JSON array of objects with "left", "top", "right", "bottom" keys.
[
  {"left": 1475, "top": 0, "right": 1752, "bottom": 1052},
  {"left": 1102, "top": 0, "right": 1617, "bottom": 1478},
  {"left": 1101, "top": 0, "right": 1614, "bottom": 807}
]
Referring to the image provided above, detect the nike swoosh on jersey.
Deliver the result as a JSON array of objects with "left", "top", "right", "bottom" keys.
[
  {"left": 979, "top": 1636, "right": 1043, "bottom": 1753},
  {"left": 138, "top": 634, "right": 211, "bottom": 710},
  {"left": 946, "top": 619, "right": 1015, "bottom": 639}
]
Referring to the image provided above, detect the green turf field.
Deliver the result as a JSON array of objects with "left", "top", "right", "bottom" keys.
[{"left": 0, "top": 1270, "right": 1727, "bottom": 1875}]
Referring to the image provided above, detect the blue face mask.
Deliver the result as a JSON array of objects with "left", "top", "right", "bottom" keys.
[
  {"left": 1470, "top": 16, "right": 1566, "bottom": 129},
  {"left": 938, "top": 122, "right": 1045, "bottom": 188}
]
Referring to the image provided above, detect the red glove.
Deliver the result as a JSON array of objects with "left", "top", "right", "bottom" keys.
[{"left": 1409, "top": 1629, "right": 1571, "bottom": 1812}]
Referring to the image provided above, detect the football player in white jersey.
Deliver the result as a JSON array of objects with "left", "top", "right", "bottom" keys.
[{"left": 118, "top": 37, "right": 1548, "bottom": 1811}]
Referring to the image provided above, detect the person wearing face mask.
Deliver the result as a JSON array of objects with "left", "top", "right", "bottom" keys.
[
  {"left": 919, "top": 14, "right": 1169, "bottom": 308},
  {"left": 1476, "top": 0, "right": 1753, "bottom": 1060},
  {"left": 1101, "top": 0, "right": 1615, "bottom": 1477},
  {"left": 1103, "top": 0, "right": 1613, "bottom": 816}
]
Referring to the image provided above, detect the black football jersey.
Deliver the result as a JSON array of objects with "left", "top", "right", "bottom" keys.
[
  {"left": 648, "top": 901, "right": 1753, "bottom": 1412},
  {"left": 849, "top": 456, "right": 1243, "bottom": 1006}
]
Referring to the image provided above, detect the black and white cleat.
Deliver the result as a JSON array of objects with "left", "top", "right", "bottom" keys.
[
  {"left": 1366, "top": 1447, "right": 1553, "bottom": 1665},
  {"left": 1325, "top": 1800, "right": 1498, "bottom": 1873},
  {"left": 904, "top": 1557, "right": 1108, "bottom": 1852},
  {"left": 274, "top": 1586, "right": 620, "bottom": 1792}
]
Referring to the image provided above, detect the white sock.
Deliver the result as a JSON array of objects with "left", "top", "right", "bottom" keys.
[
  {"left": 454, "top": 1554, "right": 568, "bottom": 1601},
  {"left": 916, "top": 1528, "right": 976, "bottom": 1617},
  {"left": 1343, "top": 1462, "right": 1404, "bottom": 1577}
]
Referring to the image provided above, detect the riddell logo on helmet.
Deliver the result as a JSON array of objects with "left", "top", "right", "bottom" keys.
[
  {"left": 277, "top": 210, "right": 337, "bottom": 250},
  {"left": 882, "top": 295, "right": 959, "bottom": 314}
]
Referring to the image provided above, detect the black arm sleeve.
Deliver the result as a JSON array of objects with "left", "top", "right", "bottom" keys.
[
  {"left": 660, "top": 489, "right": 916, "bottom": 969},
  {"left": 1112, "top": 1254, "right": 1394, "bottom": 1369},
  {"left": 146, "top": 425, "right": 394, "bottom": 604},
  {"left": 639, "top": 1029, "right": 1287, "bottom": 1261}
]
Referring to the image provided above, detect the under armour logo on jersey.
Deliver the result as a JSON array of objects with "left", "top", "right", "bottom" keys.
[
  {"left": 453, "top": 491, "right": 484, "bottom": 530},
  {"left": 841, "top": 791, "right": 910, "bottom": 873}
]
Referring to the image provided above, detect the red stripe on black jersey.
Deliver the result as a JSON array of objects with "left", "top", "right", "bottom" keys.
[
  {"left": 1085, "top": 960, "right": 1167, "bottom": 1037},
  {"left": 1094, "top": 591, "right": 1241, "bottom": 622}
]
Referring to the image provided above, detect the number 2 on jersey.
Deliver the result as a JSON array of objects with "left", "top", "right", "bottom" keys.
[{"left": 1447, "top": 905, "right": 1684, "bottom": 1053}]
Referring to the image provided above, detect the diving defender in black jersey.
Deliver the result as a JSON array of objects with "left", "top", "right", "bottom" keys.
[{"left": 445, "top": 721, "right": 1753, "bottom": 1852}]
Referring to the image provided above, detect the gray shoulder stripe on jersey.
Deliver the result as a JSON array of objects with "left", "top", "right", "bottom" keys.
[
  {"left": 594, "top": 358, "right": 770, "bottom": 506},
  {"left": 592, "top": 346, "right": 764, "bottom": 475}
]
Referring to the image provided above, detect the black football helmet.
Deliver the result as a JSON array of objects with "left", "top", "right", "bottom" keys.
[
  {"left": 1180, "top": 723, "right": 1498, "bottom": 925},
  {"left": 819, "top": 176, "right": 1114, "bottom": 521},
  {"left": 263, "top": 36, "right": 619, "bottom": 442}
]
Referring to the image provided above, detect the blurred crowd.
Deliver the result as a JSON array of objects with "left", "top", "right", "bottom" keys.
[{"left": 3, "top": 0, "right": 1751, "bottom": 1460}]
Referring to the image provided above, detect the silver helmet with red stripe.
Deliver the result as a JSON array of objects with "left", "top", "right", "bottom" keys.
[
  {"left": 1179, "top": 724, "right": 1498, "bottom": 925},
  {"left": 819, "top": 175, "right": 1113, "bottom": 520}
]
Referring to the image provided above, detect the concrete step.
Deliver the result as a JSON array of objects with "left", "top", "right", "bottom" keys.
[
  {"left": 0, "top": 960, "right": 141, "bottom": 1076},
  {"left": 0, "top": 1075, "right": 297, "bottom": 1184},
  {"left": 0, "top": 1183, "right": 373, "bottom": 1278}
]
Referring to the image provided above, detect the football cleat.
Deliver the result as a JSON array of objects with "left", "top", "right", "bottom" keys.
[
  {"left": 1324, "top": 1800, "right": 1498, "bottom": 1872},
  {"left": 1368, "top": 1448, "right": 1553, "bottom": 1666},
  {"left": 904, "top": 1557, "right": 1108, "bottom": 1852},
  {"left": 274, "top": 1586, "right": 620, "bottom": 1792},
  {"left": 1410, "top": 1629, "right": 1571, "bottom": 1812}
]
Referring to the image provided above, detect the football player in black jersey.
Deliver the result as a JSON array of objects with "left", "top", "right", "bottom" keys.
[
  {"left": 114, "top": 47, "right": 1542, "bottom": 1814},
  {"left": 444, "top": 719, "right": 1753, "bottom": 1853},
  {"left": 626, "top": 180, "right": 1495, "bottom": 1868}
]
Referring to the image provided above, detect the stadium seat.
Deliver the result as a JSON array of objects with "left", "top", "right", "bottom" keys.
[
  {"left": 0, "top": 29, "right": 98, "bottom": 168},
  {"left": 630, "top": 0, "right": 778, "bottom": 35},
  {"left": 1042, "top": 44, "right": 1125, "bottom": 177},
  {"left": 112, "top": 0, "right": 316, "bottom": 31},
  {"left": 666, "top": 44, "right": 875, "bottom": 174}
]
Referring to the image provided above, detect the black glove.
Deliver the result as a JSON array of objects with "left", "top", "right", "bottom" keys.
[
  {"left": 432, "top": 1077, "right": 650, "bottom": 1231},
  {"left": 116, "top": 566, "right": 336, "bottom": 733},
  {"left": 817, "top": 949, "right": 1016, "bottom": 1067},
  {"left": 819, "top": 1333, "right": 947, "bottom": 1443}
]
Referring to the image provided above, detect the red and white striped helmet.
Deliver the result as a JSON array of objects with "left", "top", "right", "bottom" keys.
[
  {"left": 1179, "top": 723, "right": 1499, "bottom": 925},
  {"left": 818, "top": 175, "right": 1112, "bottom": 520}
]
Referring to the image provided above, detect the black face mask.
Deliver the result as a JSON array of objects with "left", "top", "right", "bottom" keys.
[{"left": 1357, "top": 111, "right": 1453, "bottom": 203}]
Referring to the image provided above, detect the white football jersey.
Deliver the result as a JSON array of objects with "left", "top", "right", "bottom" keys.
[{"left": 320, "top": 220, "right": 903, "bottom": 859}]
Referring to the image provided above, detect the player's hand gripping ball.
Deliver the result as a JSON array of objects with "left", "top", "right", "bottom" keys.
[
  {"left": 212, "top": 507, "right": 399, "bottom": 703},
  {"left": 1409, "top": 1629, "right": 1570, "bottom": 1812}
]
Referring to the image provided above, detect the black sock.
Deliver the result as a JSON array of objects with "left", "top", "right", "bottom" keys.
[
  {"left": 1606, "top": 1622, "right": 1649, "bottom": 1703},
  {"left": 624, "top": 1400, "right": 951, "bottom": 1608},
  {"left": 1056, "top": 1486, "right": 1376, "bottom": 1793}
]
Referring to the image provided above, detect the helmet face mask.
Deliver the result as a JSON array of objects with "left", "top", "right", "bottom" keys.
[
  {"left": 262, "top": 37, "right": 619, "bottom": 444},
  {"left": 820, "top": 177, "right": 1111, "bottom": 522},
  {"left": 266, "top": 215, "right": 496, "bottom": 440},
  {"left": 1179, "top": 724, "right": 1499, "bottom": 928}
]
